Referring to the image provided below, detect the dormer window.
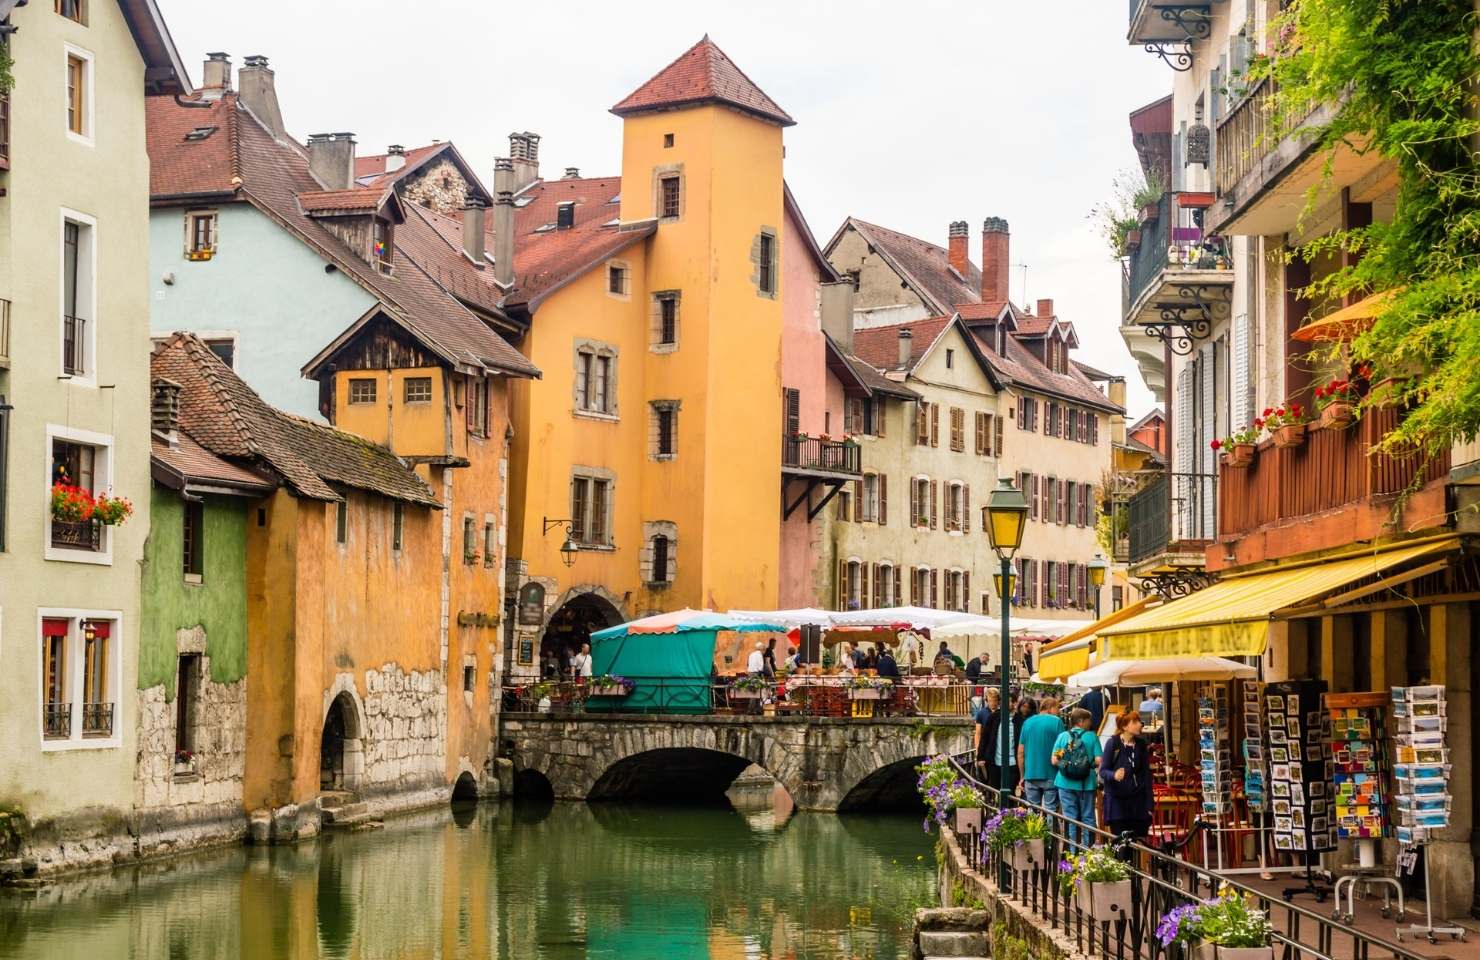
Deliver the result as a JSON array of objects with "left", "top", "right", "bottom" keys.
[
  {"left": 556, "top": 202, "right": 575, "bottom": 230},
  {"left": 372, "top": 218, "right": 394, "bottom": 275},
  {"left": 56, "top": 0, "right": 85, "bottom": 24}
]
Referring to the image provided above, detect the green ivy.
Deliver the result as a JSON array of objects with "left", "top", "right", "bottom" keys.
[
  {"left": 0, "top": 40, "right": 13, "bottom": 94},
  {"left": 1254, "top": 0, "right": 1480, "bottom": 457}
]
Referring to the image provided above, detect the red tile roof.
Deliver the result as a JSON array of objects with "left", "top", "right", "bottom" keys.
[
  {"left": 298, "top": 186, "right": 393, "bottom": 214},
  {"left": 147, "top": 94, "right": 239, "bottom": 198},
  {"left": 954, "top": 301, "right": 1010, "bottom": 322},
  {"left": 851, "top": 316, "right": 953, "bottom": 372},
  {"left": 150, "top": 430, "right": 276, "bottom": 494},
  {"left": 153, "top": 333, "right": 440, "bottom": 506},
  {"left": 836, "top": 218, "right": 980, "bottom": 317},
  {"left": 354, "top": 141, "right": 492, "bottom": 202},
  {"left": 611, "top": 36, "right": 794, "bottom": 127}
]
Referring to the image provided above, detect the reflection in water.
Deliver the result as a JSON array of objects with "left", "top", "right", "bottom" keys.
[{"left": 0, "top": 802, "right": 934, "bottom": 959}]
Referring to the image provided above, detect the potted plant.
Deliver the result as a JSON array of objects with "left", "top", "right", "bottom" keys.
[
  {"left": 915, "top": 755, "right": 961, "bottom": 831},
  {"left": 1126, "top": 228, "right": 1143, "bottom": 251},
  {"left": 1187, "top": 889, "right": 1276, "bottom": 959},
  {"left": 1314, "top": 378, "right": 1359, "bottom": 430},
  {"left": 984, "top": 807, "right": 1049, "bottom": 872},
  {"left": 948, "top": 781, "right": 986, "bottom": 833},
  {"left": 50, "top": 483, "right": 96, "bottom": 523},
  {"left": 1260, "top": 404, "right": 1308, "bottom": 448},
  {"left": 1211, "top": 425, "right": 1259, "bottom": 468},
  {"left": 1156, "top": 901, "right": 1208, "bottom": 956},
  {"left": 589, "top": 674, "right": 634, "bottom": 697},
  {"left": 1059, "top": 846, "right": 1132, "bottom": 923},
  {"left": 173, "top": 748, "right": 196, "bottom": 776},
  {"left": 730, "top": 675, "right": 768, "bottom": 699},
  {"left": 846, "top": 675, "right": 892, "bottom": 700},
  {"left": 1133, "top": 171, "right": 1165, "bottom": 224},
  {"left": 92, "top": 492, "right": 134, "bottom": 527}
]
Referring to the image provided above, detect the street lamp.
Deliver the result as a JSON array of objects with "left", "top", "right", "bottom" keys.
[
  {"left": 1088, "top": 552, "right": 1109, "bottom": 621},
  {"left": 983, "top": 478, "right": 1029, "bottom": 820},
  {"left": 542, "top": 517, "right": 580, "bottom": 567}
]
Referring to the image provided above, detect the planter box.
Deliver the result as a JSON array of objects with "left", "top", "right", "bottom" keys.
[
  {"left": 954, "top": 807, "right": 984, "bottom": 833},
  {"left": 848, "top": 687, "right": 885, "bottom": 700},
  {"left": 1077, "top": 878, "right": 1132, "bottom": 923},
  {"left": 730, "top": 688, "right": 765, "bottom": 700},
  {"left": 1225, "top": 443, "right": 1255, "bottom": 468},
  {"left": 1272, "top": 422, "right": 1307, "bottom": 448},
  {"left": 1318, "top": 402, "right": 1355, "bottom": 430},
  {"left": 1140, "top": 202, "right": 1160, "bottom": 223},
  {"left": 590, "top": 685, "right": 630, "bottom": 697},
  {"left": 1199, "top": 946, "right": 1272, "bottom": 960},
  {"left": 1009, "top": 837, "right": 1045, "bottom": 872}
]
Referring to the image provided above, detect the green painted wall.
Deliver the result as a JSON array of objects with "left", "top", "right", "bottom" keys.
[{"left": 139, "top": 488, "right": 251, "bottom": 696}]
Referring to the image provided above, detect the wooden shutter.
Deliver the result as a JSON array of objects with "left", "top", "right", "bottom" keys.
[
  {"left": 863, "top": 562, "right": 873, "bottom": 609},
  {"left": 963, "top": 483, "right": 971, "bottom": 534},
  {"left": 929, "top": 480, "right": 938, "bottom": 529},
  {"left": 950, "top": 407, "right": 964, "bottom": 452},
  {"left": 879, "top": 474, "right": 888, "bottom": 526},
  {"left": 930, "top": 568, "right": 938, "bottom": 608},
  {"left": 893, "top": 566, "right": 902, "bottom": 607},
  {"left": 1041, "top": 477, "right": 1051, "bottom": 521},
  {"left": 930, "top": 403, "right": 939, "bottom": 447},
  {"left": 916, "top": 402, "right": 929, "bottom": 445},
  {"left": 1029, "top": 473, "right": 1039, "bottom": 521},
  {"left": 1059, "top": 479, "right": 1069, "bottom": 525},
  {"left": 1043, "top": 401, "right": 1051, "bottom": 436},
  {"left": 1065, "top": 481, "right": 1076, "bottom": 526},
  {"left": 877, "top": 399, "right": 887, "bottom": 438},
  {"left": 994, "top": 415, "right": 1003, "bottom": 458},
  {"left": 909, "top": 479, "right": 920, "bottom": 529},
  {"left": 785, "top": 388, "right": 800, "bottom": 436},
  {"left": 1090, "top": 413, "right": 1099, "bottom": 446},
  {"left": 974, "top": 412, "right": 984, "bottom": 455},
  {"left": 836, "top": 557, "right": 845, "bottom": 610}
]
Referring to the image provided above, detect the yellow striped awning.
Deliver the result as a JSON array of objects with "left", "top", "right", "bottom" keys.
[
  {"left": 1098, "top": 538, "right": 1459, "bottom": 660},
  {"left": 1036, "top": 597, "right": 1158, "bottom": 682}
]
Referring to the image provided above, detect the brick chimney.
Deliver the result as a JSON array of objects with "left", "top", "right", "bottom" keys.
[
  {"left": 237, "top": 56, "right": 285, "bottom": 142},
  {"left": 508, "top": 132, "right": 541, "bottom": 192},
  {"left": 981, "top": 217, "right": 1010, "bottom": 304},
  {"left": 897, "top": 327, "right": 914, "bottom": 368},
  {"left": 947, "top": 221, "right": 969, "bottom": 278},
  {"left": 463, "top": 199, "right": 487, "bottom": 267},
  {"left": 492, "top": 158, "right": 516, "bottom": 287},
  {"left": 385, "top": 144, "right": 407, "bottom": 174},
  {"left": 151, "top": 378, "right": 182, "bottom": 449},
  {"left": 1037, "top": 298, "right": 1054, "bottom": 318},
  {"left": 307, "top": 132, "right": 356, "bottom": 191},
  {"left": 201, "top": 53, "right": 231, "bottom": 100}
]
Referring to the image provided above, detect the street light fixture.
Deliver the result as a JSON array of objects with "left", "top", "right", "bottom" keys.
[
  {"left": 982, "top": 478, "right": 1029, "bottom": 827},
  {"left": 1088, "top": 552, "right": 1109, "bottom": 621},
  {"left": 542, "top": 517, "right": 580, "bottom": 567}
]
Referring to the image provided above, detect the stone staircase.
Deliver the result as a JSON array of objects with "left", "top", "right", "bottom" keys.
[
  {"left": 913, "top": 908, "right": 990, "bottom": 960},
  {"left": 319, "top": 791, "right": 380, "bottom": 831}
]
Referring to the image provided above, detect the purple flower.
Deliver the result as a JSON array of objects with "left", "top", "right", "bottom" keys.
[{"left": 1155, "top": 903, "right": 1201, "bottom": 947}]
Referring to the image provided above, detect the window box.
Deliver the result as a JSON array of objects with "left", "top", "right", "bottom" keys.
[
  {"left": 50, "top": 518, "right": 100, "bottom": 551},
  {"left": 185, "top": 248, "right": 215, "bottom": 262}
]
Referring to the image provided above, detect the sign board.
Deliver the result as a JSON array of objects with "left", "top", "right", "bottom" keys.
[{"left": 517, "top": 582, "right": 546, "bottom": 626}]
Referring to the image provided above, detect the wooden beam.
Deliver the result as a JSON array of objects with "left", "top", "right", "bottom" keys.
[
  {"left": 1285, "top": 589, "right": 1480, "bottom": 620},
  {"left": 1319, "top": 558, "right": 1452, "bottom": 608}
]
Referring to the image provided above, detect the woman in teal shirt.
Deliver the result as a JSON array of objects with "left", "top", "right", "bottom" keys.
[{"left": 1051, "top": 707, "right": 1103, "bottom": 849}]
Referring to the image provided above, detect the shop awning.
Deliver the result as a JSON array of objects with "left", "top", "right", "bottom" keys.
[
  {"left": 1037, "top": 597, "right": 1158, "bottom": 682},
  {"left": 1098, "top": 538, "right": 1459, "bottom": 659},
  {"left": 1291, "top": 288, "right": 1401, "bottom": 343}
]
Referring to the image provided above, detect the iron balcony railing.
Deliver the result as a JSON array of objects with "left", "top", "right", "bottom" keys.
[
  {"left": 1125, "top": 193, "right": 1231, "bottom": 318},
  {"left": 82, "top": 701, "right": 114, "bottom": 737},
  {"left": 781, "top": 434, "right": 861, "bottom": 476},
  {"left": 51, "top": 518, "right": 102, "bottom": 551},
  {"left": 63, "top": 314, "right": 86, "bottom": 376},
  {"left": 43, "top": 702, "right": 72, "bottom": 739},
  {"left": 942, "top": 756, "right": 1425, "bottom": 960},
  {"left": 1128, "top": 471, "right": 1217, "bottom": 564}
]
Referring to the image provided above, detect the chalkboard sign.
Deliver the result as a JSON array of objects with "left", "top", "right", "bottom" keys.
[{"left": 517, "top": 582, "right": 546, "bottom": 625}]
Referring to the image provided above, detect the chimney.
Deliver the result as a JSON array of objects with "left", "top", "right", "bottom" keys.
[
  {"left": 897, "top": 328, "right": 914, "bottom": 368},
  {"left": 307, "top": 132, "right": 356, "bottom": 191},
  {"left": 562, "top": 167, "right": 580, "bottom": 180},
  {"left": 151, "top": 378, "right": 182, "bottom": 449},
  {"left": 462, "top": 199, "right": 487, "bottom": 267},
  {"left": 981, "top": 216, "right": 1010, "bottom": 304},
  {"left": 508, "top": 131, "right": 541, "bottom": 192},
  {"left": 1037, "top": 298, "right": 1054, "bottom": 318},
  {"left": 492, "top": 158, "right": 516, "bottom": 287},
  {"left": 201, "top": 53, "right": 231, "bottom": 99},
  {"left": 946, "top": 221, "right": 969, "bottom": 278},
  {"left": 820, "top": 281, "right": 856, "bottom": 352},
  {"left": 237, "top": 55, "right": 286, "bottom": 142},
  {"left": 385, "top": 144, "right": 407, "bottom": 174},
  {"left": 1108, "top": 379, "right": 1128, "bottom": 445}
]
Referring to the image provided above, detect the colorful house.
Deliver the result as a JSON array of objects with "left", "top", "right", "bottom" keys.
[{"left": 0, "top": 0, "right": 188, "bottom": 874}]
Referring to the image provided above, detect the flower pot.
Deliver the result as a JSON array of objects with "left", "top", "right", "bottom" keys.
[
  {"left": 1191, "top": 943, "right": 1217, "bottom": 960},
  {"left": 590, "top": 684, "right": 629, "bottom": 697},
  {"left": 955, "top": 807, "right": 984, "bottom": 833},
  {"left": 848, "top": 687, "right": 884, "bottom": 700},
  {"left": 1272, "top": 423, "right": 1306, "bottom": 448},
  {"left": 1077, "top": 878, "right": 1132, "bottom": 923},
  {"left": 1126, "top": 229, "right": 1143, "bottom": 251},
  {"left": 1214, "top": 947, "right": 1273, "bottom": 960},
  {"left": 1226, "top": 443, "right": 1255, "bottom": 468},
  {"left": 1140, "top": 202, "right": 1160, "bottom": 224},
  {"left": 1369, "top": 377, "right": 1407, "bottom": 409},
  {"left": 1010, "top": 838, "right": 1045, "bottom": 872},
  {"left": 1318, "top": 402, "right": 1355, "bottom": 430}
]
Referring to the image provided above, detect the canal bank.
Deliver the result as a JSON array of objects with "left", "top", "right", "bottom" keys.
[{"left": 0, "top": 800, "right": 937, "bottom": 959}]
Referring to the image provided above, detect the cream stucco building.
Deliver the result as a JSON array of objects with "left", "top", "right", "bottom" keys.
[{"left": 0, "top": 0, "right": 188, "bottom": 871}]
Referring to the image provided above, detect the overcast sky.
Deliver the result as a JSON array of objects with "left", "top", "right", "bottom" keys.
[{"left": 158, "top": 0, "right": 1170, "bottom": 418}]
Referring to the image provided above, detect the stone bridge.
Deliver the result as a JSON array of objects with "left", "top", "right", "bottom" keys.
[{"left": 501, "top": 713, "right": 973, "bottom": 811}]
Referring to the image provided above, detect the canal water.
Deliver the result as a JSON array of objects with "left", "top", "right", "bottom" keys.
[{"left": 0, "top": 799, "right": 936, "bottom": 959}]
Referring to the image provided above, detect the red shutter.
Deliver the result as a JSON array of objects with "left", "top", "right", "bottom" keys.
[{"left": 879, "top": 474, "right": 888, "bottom": 526}]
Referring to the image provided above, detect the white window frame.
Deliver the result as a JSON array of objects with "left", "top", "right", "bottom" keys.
[
  {"left": 63, "top": 44, "right": 95, "bottom": 146},
  {"left": 37, "top": 607, "right": 123, "bottom": 752},
  {"left": 877, "top": 562, "right": 895, "bottom": 606},
  {"left": 184, "top": 209, "right": 219, "bottom": 260},
  {"left": 44, "top": 423, "right": 114, "bottom": 565},
  {"left": 846, "top": 559, "right": 863, "bottom": 610},
  {"left": 59, "top": 207, "right": 97, "bottom": 387}
]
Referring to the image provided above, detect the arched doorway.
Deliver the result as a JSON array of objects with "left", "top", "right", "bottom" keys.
[
  {"left": 538, "top": 592, "right": 622, "bottom": 678},
  {"left": 320, "top": 691, "right": 363, "bottom": 792},
  {"left": 451, "top": 771, "right": 479, "bottom": 803}
]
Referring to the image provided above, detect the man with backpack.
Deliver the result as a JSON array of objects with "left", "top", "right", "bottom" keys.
[{"left": 1052, "top": 707, "right": 1103, "bottom": 849}]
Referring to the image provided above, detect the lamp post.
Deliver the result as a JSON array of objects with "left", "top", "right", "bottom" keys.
[
  {"left": 983, "top": 478, "right": 1029, "bottom": 822},
  {"left": 542, "top": 517, "right": 580, "bottom": 567},
  {"left": 1088, "top": 552, "right": 1108, "bottom": 622}
]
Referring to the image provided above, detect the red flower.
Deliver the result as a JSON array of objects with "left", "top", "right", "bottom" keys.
[
  {"left": 1275, "top": 407, "right": 1286, "bottom": 417},
  {"left": 1315, "top": 386, "right": 1326, "bottom": 398},
  {"left": 1210, "top": 439, "right": 1222, "bottom": 451},
  {"left": 1253, "top": 418, "right": 1264, "bottom": 429},
  {"left": 1262, "top": 408, "right": 1273, "bottom": 417},
  {"left": 1291, "top": 403, "right": 1303, "bottom": 415}
]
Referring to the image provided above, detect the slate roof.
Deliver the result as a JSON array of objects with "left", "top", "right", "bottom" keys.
[
  {"left": 152, "top": 333, "right": 440, "bottom": 507},
  {"left": 612, "top": 35, "right": 794, "bottom": 127},
  {"left": 148, "top": 93, "right": 538, "bottom": 380}
]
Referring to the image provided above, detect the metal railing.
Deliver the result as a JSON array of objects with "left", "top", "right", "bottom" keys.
[
  {"left": 942, "top": 755, "right": 1424, "bottom": 960},
  {"left": 1129, "top": 472, "right": 1217, "bottom": 564},
  {"left": 43, "top": 703, "right": 72, "bottom": 739},
  {"left": 503, "top": 676, "right": 979, "bottom": 719},
  {"left": 51, "top": 518, "right": 101, "bottom": 551},
  {"left": 82, "top": 701, "right": 114, "bottom": 736},
  {"left": 1126, "top": 193, "right": 1231, "bottom": 317},
  {"left": 63, "top": 314, "right": 86, "bottom": 376},
  {"left": 781, "top": 435, "right": 861, "bottom": 476}
]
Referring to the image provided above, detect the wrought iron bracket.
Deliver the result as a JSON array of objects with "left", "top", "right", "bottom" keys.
[
  {"left": 1141, "top": 286, "right": 1231, "bottom": 355},
  {"left": 1143, "top": 41, "right": 1194, "bottom": 72},
  {"left": 1138, "top": 569, "right": 1219, "bottom": 601},
  {"left": 1158, "top": 5, "right": 1213, "bottom": 41}
]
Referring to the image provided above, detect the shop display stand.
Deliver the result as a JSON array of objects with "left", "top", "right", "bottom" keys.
[
  {"left": 1391, "top": 685, "right": 1465, "bottom": 945},
  {"left": 1265, "top": 679, "right": 1335, "bottom": 902},
  {"left": 1325, "top": 692, "right": 1404, "bottom": 923}
]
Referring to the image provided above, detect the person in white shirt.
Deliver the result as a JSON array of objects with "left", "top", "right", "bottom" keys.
[
  {"left": 575, "top": 643, "right": 593, "bottom": 679},
  {"left": 746, "top": 641, "right": 766, "bottom": 675}
]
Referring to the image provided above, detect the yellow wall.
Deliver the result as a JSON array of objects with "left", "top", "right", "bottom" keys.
[{"left": 331, "top": 367, "right": 448, "bottom": 459}]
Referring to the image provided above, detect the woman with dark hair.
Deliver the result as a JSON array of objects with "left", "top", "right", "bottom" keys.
[{"left": 1099, "top": 710, "right": 1154, "bottom": 845}]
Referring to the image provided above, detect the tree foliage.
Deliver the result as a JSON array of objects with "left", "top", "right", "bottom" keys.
[{"left": 1253, "top": 0, "right": 1480, "bottom": 455}]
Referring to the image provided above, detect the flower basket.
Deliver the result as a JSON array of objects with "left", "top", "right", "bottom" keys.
[
  {"left": 1077, "top": 879, "right": 1133, "bottom": 923},
  {"left": 848, "top": 687, "right": 885, "bottom": 700},
  {"left": 1009, "top": 838, "right": 1045, "bottom": 872},
  {"left": 1317, "top": 401, "right": 1355, "bottom": 431},
  {"left": 954, "top": 807, "right": 983, "bottom": 832},
  {"left": 590, "top": 684, "right": 630, "bottom": 697},
  {"left": 730, "top": 688, "right": 764, "bottom": 700},
  {"left": 1226, "top": 443, "right": 1255, "bottom": 468},
  {"left": 1272, "top": 422, "right": 1306, "bottom": 448},
  {"left": 1126, "top": 229, "right": 1143, "bottom": 251}
]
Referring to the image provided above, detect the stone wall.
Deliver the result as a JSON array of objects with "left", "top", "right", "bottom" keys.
[
  {"left": 360, "top": 664, "right": 447, "bottom": 810},
  {"left": 401, "top": 158, "right": 470, "bottom": 215},
  {"left": 936, "top": 829, "right": 1087, "bottom": 960}
]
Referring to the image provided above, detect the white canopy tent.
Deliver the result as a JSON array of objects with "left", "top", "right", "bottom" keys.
[
  {"left": 728, "top": 608, "right": 835, "bottom": 629},
  {"left": 1068, "top": 655, "right": 1257, "bottom": 688}
]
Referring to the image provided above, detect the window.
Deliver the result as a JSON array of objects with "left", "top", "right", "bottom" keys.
[
  {"left": 392, "top": 502, "right": 404, "bottom": 551},
  {"left": 651, "top": 534, "right": 671, "bottom": 584},
  {"left": 651, "top": 402, "right": 677, "bottom": 458},
  {"left": 556, "top": 202, "right": 575, "bottom": 229},
  {"left": 909, "top": 476, "right": 935, "bottom": 529},
  {"left": 348, "top": 378, "right": 377, "bottom": 405},
  {"left": 663, "top": 133, "right": 675, "bottom": 148},
  {"left": 182, "top": 499, "right": 204, "bottom": 581},
  {"left": 463, "top": 517, "right": 477, "bottom": 564},
  {"left": 655, "top": 293, "right": 679, "bottom": 347},
  {"left": 757, "top": 232, "right": 776, "bottom": 295},
  {"left": 944, "top": 570, "right": 969, "bottom": 613},
  {"left": 608, "top": 264, "right": 627, "bottom": 295},
  {"left": 372, "top": 217, "right": 394, "bottom": 274},
  {"left": 40, "top": 615, "right": 118, "bottom": 746},
  {"left": 859, "top": 474, "right": 880, "bottom": 523},
  {"left": 946, "top": 348, "right": 955, "bottom": 369},
  {"left": 185, "top": 211, "right": 218, "bottom": 260},
  {"left": 204, "top": 338, "right": 235, "bottom": 368},
  {"left": 0, "top": 398, "right": 9, "bottom": 552},
  {"left": 945, "top": 482, "right": 969, "bottom": 533},
  {"left": 61, "top": 216, "right": 94, "bottom": 377},
  {"left": 844, "top": 560, "right": 863, "bottom": 610},
  {"left": 82, "top": 623, "right": 112, "bottom": 730},
  {"left": 466, "top": 376, "right": 489, "bottom": 436},
  {"left": 660, "top": 175, "right": 680, "bottom": 218},
  {"left": 175, "top": 654, "right": 199, "bottom": 756},
  {"left": 570, "top": 475, "right": 613, "bottom": 546},
  {"left": 42, "top": 619, "right": 69, "bottom": 739},
  {"left": 1112, "top": 585, "right": 1124, "bottom": 612},
  {"left": 483, "top": 521, "right": 496, "bottom": 568},
  {"left": 335, "top": 500, "right": 347, "bottom": 544},
  {"left": 783, "top": 388, "right": 800, "bottom": 439},
  {"left": 835, "top": 486, "right": 852, "bottom": 522},
  {"left": 463, "top": 665, "right": 476, "bottom": 694},
  {"left": 575, "top": 347, "right": 616, "bottom": 416},
  {"left": 50, "top": 435, "right": 106, "bottom": 554},
  {"left": 56, "top": 0, "right": 85, "bottom": 22},
  {"left": 949, "top": 407, "right": 965, "bottom": 452},
  {"left": 873, "top": 563, "right": 898, "bottom": 606},
  {"left": 66, "top": 52, "right": 89, "bottom": 139},
  {"left": 974, "top": 411, "right": 995, "bottom": 457},
  {"left": 403, "top": 377, "right": 433, "bottom": 403}
]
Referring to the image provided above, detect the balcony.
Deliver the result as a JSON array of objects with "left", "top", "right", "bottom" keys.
[
  {"left": 82, "top": 702, "right": 114, "bottom": 737},
  {"left": 0, "top": 297, "right": 9, "bottom": 368},
  {"left": 782, "top": 435, "right": 860, "bottom": 479},
  {"left": 1123, "top": 191, "right": 1233, "bottom": 360},
  {"left": 43, "top": 703, "right": 72, "bottom": 739},
  {"left": 1128, "top": 471, "right": 1219, "bottom": 595},
  {"left": 63, "top": 315, "right": 86, "bottom": 376},
  {"left": 1127, "top": 0, "right": 1211, "bottom": 70},
  {"left": 1208, "top": 76, "right": 1381, "bottom": 236},
  {"left": 51, "top": 518, "right": 102, "bottom": 551},
  {"left": 1214, "top": 408, "right": 1451, "bottom": 568}
]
